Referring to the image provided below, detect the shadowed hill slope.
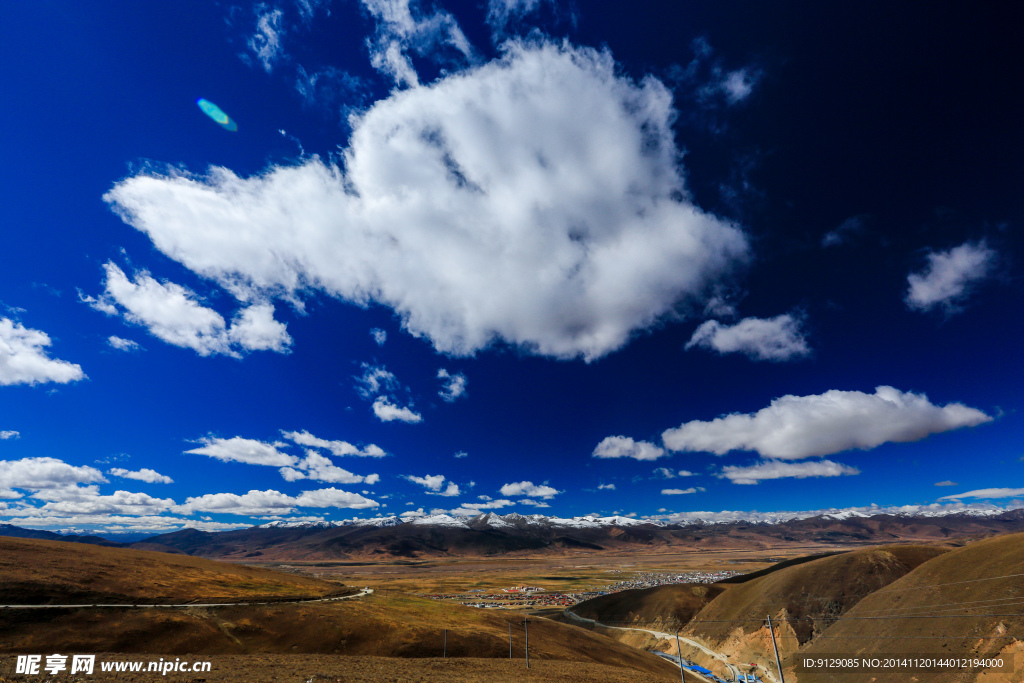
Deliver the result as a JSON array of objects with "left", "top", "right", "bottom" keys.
[
  {"left": 685, "top": 545, "right": 949, "bottom": 648},
  {"left": 572, "top": 583, "right": 727, "bottom": 631},
  {"left": 0, "top": 537, "right": 350, "bottom": 605},
  {"left": 794, "top": 532, "right": 1024, "bottom": 683}
]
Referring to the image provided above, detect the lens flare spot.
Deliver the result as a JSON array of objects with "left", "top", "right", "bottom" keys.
[{"left": 196, "top": 98, "right": 238, "bottom": 132}]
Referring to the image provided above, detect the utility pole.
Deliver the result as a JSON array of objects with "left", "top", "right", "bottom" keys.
[
  {"left": 524, "top": 615, "right": 530, "bottom": 668},
  {"left": 443, "top": 628, "right": 447, "bottom": 659},
  {"left": 674, "top": 630, "right": 687, "bottom": 682},
  {"left": 508, "top": 622, "right": 512, "bottom": 659},
  {"left": 766, "top": 615, "right": 785, "bottom": 683}
]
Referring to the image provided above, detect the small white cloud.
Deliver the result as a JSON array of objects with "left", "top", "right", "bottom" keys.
[
  {"left": 686, "top": 313, "right": 810, "bottom": 362},
  {"left": 282, "top": 429, "right": 386, "bottom": 457},
  {"left": 719, "top": 459, "right": 859, "bottom": 485},
  {"left": 248, "top": 5, "right": 285, "bottom": 73},
  {"left": 403, "top": 473, "right": 459, "bottom": 496},
  {"left": 109, "top": 468, "right": 173, "bottom": 484},
  {"left": 454, "top": 451, "right": 468, "bottom": 459},
  {"left": 354, "top": 363, "right": 399, "bottom": 399},
  {"left": 0, "top": 457, "right": 106, "bottom": 498},
  {"left": 499, "top": 480, "right": 559, "bottom": 499},
  {"left": 662, "top": 487, "right": 702, "bottom": 495},
  {"left": 592, "top": 436, "right": 665, "bottom": 461},
  {"left": 437, "top": 368, "right": 467, "bottom": 402},
  {"left": 676, "top": 470, "right": 695, "bottom": 477},
  {"left": 370, "top": 327, "right": 387, "bottom": 345},
  {"left": 400, "top": 507, "right": 426, "bottom": 518},
  {"left": 652, "top": 467, "right": 675, "bottom": 479},
  {"left": 185, "top": 436, "right": 298, "bottom": 467},
  {"left": 107, "top": 336, "right": 142, "bottom": 352},
  {"left": 662, "top": 386, "right": 991, "bottom": 460},
  {"left": 906, "top": 241, "right": 996, "bottom": 313},
  {"left": 934, "top": 480, "right": 958, "bottom": 487},
  {"left": 597, "top": 483, "right": 616, "bottom": 491},
  {"left": 938, "top": 487, "right": 1024, "bottom": 501},
  {"left": 372, "top": 396, "right": 422, "bottom": 423},
  {"left": 279, "top": 451, "right": 376, "bottom": 485},
  {"left": 516, "top": 498, "right": 549, "bottom": 507},
  {"left": 720, "top": 69, "right": 756, "bottom": 104},
  {"left": 95, "top": 263, "right": 291, "bottom": 357},
  {"left": 0, "top": 318, "right": 85, "bottom": 386},
  {"left": 0, "top": 431, "right": 20, "bottom": 440},
  {"left": 477, "top": 494, "right": 492, "bottom": 501}
]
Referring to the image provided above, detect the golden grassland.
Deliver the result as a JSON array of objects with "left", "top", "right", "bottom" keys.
[{"left": 0, "top": 537, "right": 350, "bottom": 604}]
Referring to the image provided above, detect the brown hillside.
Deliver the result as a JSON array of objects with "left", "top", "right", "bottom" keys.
[
  {"left": 0, "top": 537, "right": 349, "bottom": 604},
  {"left": 572, "top": 582, "right": 727, "bottom": 631},
  {"left": 794, "top": 532, "right": 1024, "bottom": 683},
  {"left": 0, "top": 592, "right": 681, "bottom": 680},
  {"left": 685, "top": 545, "right": 948, "bottom": 648}
]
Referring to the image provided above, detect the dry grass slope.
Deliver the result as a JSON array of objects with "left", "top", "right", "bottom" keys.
[
  {"left": 572, "top": 582, "right": 727, "bottom": 631},
  {"left": 0, "top": 537, "right": 350, "bottom": 604},
  {"left": 795, "top": 532, "right": 1024, "bottom": 683}
]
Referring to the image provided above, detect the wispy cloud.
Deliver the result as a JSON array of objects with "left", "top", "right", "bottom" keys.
[
  {"left": 437, "top": 368, "right": 467, "bottom": 402},
  {"left": 248, "top": 5, "right": 286, "bottom": 73},
  {"left": 686, "top": 313, "right": 810, "bottom": 362},
  {"left": 720, "top": 459, "right": 859, "bottom": 485},
  {"left": 906, "top": 241, "right": 996, "bottom": 314},
  {"left": 109, "top": 468, "right": 173, "bottom": 484},
  {"left": 107, "top": 336, "right": 142, "bottom": 352},
  {"left": 938, "top": 487, "right": 1024, "bottom": 501}
]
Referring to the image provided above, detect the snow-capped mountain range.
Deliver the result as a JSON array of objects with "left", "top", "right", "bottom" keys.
[{"left": 257, "top": 504, "right": 1020, "bottom": 530}]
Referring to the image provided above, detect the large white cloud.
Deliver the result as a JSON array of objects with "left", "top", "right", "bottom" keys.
[
  {"left": 0, "top": 318, "right": 85, "bottom": 386},
  {"left": 685, "top": 313, "right": 810, "bottom": 362},
  {"left": 499, "top": 480, "right": 558, "bottom": 499},
  {"left": 662, "top": 386, "right": 991, "bottom": 459},
  {"left": 93, "top": 263, "right": 291, "bottom": 357},
  {"left": 719, "top": 459, "right": 859, "bottom": 485},
  {"left": 592, "top": 436, "right": 665, "bottom": 461},
  {"left": 185, "top": 437, "right": 298, "bottom": 467},
  {"left": 905, "top": 241, "right": 996, "bottom": 313},
  {"left": 104, "top": 41, "right": 748, "bottom": 361}
]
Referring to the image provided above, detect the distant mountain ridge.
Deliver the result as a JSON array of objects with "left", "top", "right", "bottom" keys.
[
  {"left": 3, "top": 508, "right": 1022, "bottom": 561},
  {"left": 131, "top": 508, "right": 1024, "bottom": 561}
]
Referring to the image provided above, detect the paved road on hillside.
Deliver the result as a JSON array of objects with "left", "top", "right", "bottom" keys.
[
  {"left": 564, "top": 608, "right": 775, "bottom": 683},
  {"left": 0, "top": 587, "right": 373, "bottom": 610}
]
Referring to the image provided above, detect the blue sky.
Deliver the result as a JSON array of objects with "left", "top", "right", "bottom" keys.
[{"left": 1, "top": 1, "right": 1021, "bottom": 535}]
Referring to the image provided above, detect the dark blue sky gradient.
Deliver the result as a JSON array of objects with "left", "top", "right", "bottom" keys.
[{"left": 0, "top": 1, "right": 1020, "bottom": 533}]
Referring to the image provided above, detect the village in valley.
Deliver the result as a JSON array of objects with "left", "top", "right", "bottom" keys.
[{"left": 423, "top": 570, "right": 741, "bottom": 610}]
